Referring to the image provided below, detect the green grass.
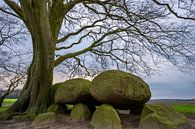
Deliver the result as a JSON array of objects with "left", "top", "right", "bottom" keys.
[
  {"left": 3, "top": 99, "right": 17, "bottom": 105},
  {"left": 171, "top": 104, "right": 195, "bottom": 115},
  {"left": 1, "top": 99, "right": 194, "bottom": 115},
  {"left": 67, "top": 104, "right": 74, "bottom": 110},
  {"left": 0, "top": 107, "right": 9, "bottom": 113},
  {"left": 0, "top": 99, "right": 17, "bottom": 113}
]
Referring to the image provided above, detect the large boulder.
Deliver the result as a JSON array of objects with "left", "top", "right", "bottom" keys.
[
  {"left": 49, "top": 82, "right": 64, "bottom": 104},
  {"left": 70, "top": 103, "right": 91, "bottom": 121},
  {"left": 55, "top": 78, "right": 98, "bottom": 104},
  {"left": 51, "top": 82, "right": 64, "bottom": 94},
  {"left": 91, "top": 70, "right": 151, "bottom": 109},
  {"left": 140, "top": 104, "right": 193, "bottom": 129},
  {"left": 89, "top": 104, "right": 122, "bottom": 129}
]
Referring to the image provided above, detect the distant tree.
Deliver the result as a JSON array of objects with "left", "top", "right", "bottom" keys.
[
  {"left": 0, "top": 0, "right": 194, "bottom": 115},
  {"left": 0, "top": 8, "right": 28, "bottom": 107},
  {"left": 0, "top": 73, "right": 26, "bottom": 107}
]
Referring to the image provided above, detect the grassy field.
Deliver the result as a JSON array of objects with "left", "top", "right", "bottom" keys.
[
  {"left": 0, "top": 99, "right": 195, "bottom": 116},
  {"left": 3, "top": 99, "right": 17, "bottom": 106},
  {"left": 171, "top": 104, "right": 195, "bottom": 115},
  {"left": 0, "top": 99, "right": 17, "bottom": 113},
  {"left": 0, "top": 107, "right": 9, "bottom": 113}
]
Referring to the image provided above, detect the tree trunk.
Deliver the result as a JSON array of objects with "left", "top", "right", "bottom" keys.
[
  {"left": 9, "top": 1, "right": 55, "bottom": 115},
  {"left": 0, "top": 94, "right": 8, "bottom": 107},
  {"left": 9, "top": 39, "right": 54, "bottom": 114}
]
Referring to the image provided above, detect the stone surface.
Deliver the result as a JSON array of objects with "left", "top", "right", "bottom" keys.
[
  {"left": 50, "top": 82, "right": 64, "bottom": 103},
  {"left": 51, "top": 82, "right": 64, "bottom": 94},
  {"left": 32, "top": 112, "right": 57, "bottom": 125},
  {"left": 91, "top": 70, "right": 151, "bottom": 109},
  {"left": 55, "top": 78, "right": 97, "bottom": 104},
  {"left": 70, "top": 103, "right": 91, "bottom": 121},
  {"left": 140, "top": 104, "right": 193, "bottom": 129},
  {"left": 47, "top": 103, "right": 67, "bottom": 114},
  {"left": 89, "top": 104, "right": 122, "bottom": 129}
]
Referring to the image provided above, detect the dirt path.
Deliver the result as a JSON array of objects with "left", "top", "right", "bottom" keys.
[
  {"left": 0, "top": 114, "right": 139, "bottom": 129},
  {"left": 188, "top": 116, "right": 195, "bottom": 129},
  {"left": 0, "top": 114, "right": 194, "bottom": 129}
]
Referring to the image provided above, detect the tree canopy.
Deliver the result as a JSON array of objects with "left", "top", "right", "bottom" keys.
[
  {"left": 0, "top": 0, "right": 194, "bottom": 115},
  {"left": 1, "top": 0, "right": 195, "bottom": 76}
]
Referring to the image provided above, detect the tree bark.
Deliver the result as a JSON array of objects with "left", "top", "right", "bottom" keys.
[
  {"left": 8, "top": 1, "right": 55, "bottom": 115},
  {"left": 9, "top": 38, "right": 54, "bottom": 114},
  {"left": 0, "top": 94, "right": 8, "bottom": 107}
]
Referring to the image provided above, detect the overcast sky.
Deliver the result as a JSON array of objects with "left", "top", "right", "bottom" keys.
[
  {"left": 53, "top": 62, "right": 195, "bottom": 99},
  {"left": 146, "top": 65, "right": 195, "bottom": 99},
  {"left": 1, "top": 1, "right": 195, "bottom": 99}
]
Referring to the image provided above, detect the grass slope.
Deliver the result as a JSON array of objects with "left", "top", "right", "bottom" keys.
[
  {"left": 0, "top": 99, "right": 195, "bottom": 116},
  {"left": 172, "top": 104, "right": 195, "bottom": 115},
  {"left": 0, "top": 99, "right": 17, "bottom": 113},
  {"left": 3, "top": 99, "right": 17, "bottom": 105}
]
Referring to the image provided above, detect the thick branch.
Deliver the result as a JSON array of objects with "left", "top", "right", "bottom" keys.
[
  {"left": 56, "top": 18, "right": 106, "bottom": 43},
  {"left": 54, "top": 28, "right": 127, "bottom": 66},
  {"left": 55, "top": 31, "right": 91, "bottom": 50},
  {"left": 0, "top": 7, "right": 20, "bottom": 18},
  {"left": 49, "top": 0, "right": 84, "bottom": 38},
  {"left": 3, "top": 0, "right": 24, "bottom": 20}
]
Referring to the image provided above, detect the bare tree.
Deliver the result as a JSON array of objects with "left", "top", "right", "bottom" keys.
[
  {"left": 0, "top": 8, "right": 28, "bottom": 107},
  {"left": 152, "top": 0, "right": 195, "bottom": 20},
  {"left": 0, "top": 0, "right": 194, "bottom": 115},
  {"left": 0, "top": 74, "right": 26, "bottom": 107}
]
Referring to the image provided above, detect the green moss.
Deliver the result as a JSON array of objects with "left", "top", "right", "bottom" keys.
[
  {"left": 0, "top": 112, "right": 12, "bottom": 120},
  {"left": 47, "top": 103, "right": 67, "bottom": 114},
  {"left": 140, "top": 104, "right": 192, "bottom": 129},
  {"left": 70, "top": 103, "right": 91, "bottom": 121},
  {"left": 50, "top": 83, "right": 64, "bottom": 103},
  {"left": 32, "top": 112, "right": 57, "bottom": 125},
  {"left": 55, "top": 78, "right": 91, "bottom": 104},
  {"left": 90, "top": 104, "right": 122, "bottom": 129},
  {"left": 0, "top": 107, "right": 8, "bottom": 113},
  {"left": 52, "top": 83, "right": 64, "bottom": 93},
  {"left": 13, "top": 114, "right": 35, "bottom": 121},
  {"left": 91, "top": 70, "right": 151, "bottom": 108}
]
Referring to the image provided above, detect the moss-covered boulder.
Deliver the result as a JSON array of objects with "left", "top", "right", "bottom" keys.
[
  {"left": 70, "top": 103, "right": 91, "bottom": 121},
  {"left": 91, "top": 70, "right": 151, "bottom": 109},
  {"left": 51, "top": 82, "right": 64, "bottom": 94},
  {"left": 55, "top": 78, "right": 99, "bottom": 105},
  {"left": 140, "top": 104, "right": 193, "bottom": 129},
  {"left": 32, "top": 112, "right": 57, "bottom": 125},
  {"left": 89, "top": 104, "right": 122, "bottom": 129},
  {"left": 49, "top": 82, "right": 64, "bottom": 104},
  {"left": 47, "top": 103, "right": 67, "bottom": 114}
]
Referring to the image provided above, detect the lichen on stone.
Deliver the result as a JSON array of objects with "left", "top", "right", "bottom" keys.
[
  {"left": 32, "top": 112, "right": 57, "bottom": 125},
  {"left": 70, "top": 103, "right": 91, "bottom": 121},
  {"left": 49, "top": 82, "right": 64, "bottom": 103},
  {"left": 91, "top": 70, "right": 151, "bottom": 109},
  {"left": 140, "top": 104, "right": 193, "bottom": 129},
  {"left": 54, "top": 78, "right": 92, "bottom": 104},
  {"left": 90, "top": 104, "right": 122, "bottom": 129},
  {"left": 47, "top": 103, "right": 67, "bottom": 114}
]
